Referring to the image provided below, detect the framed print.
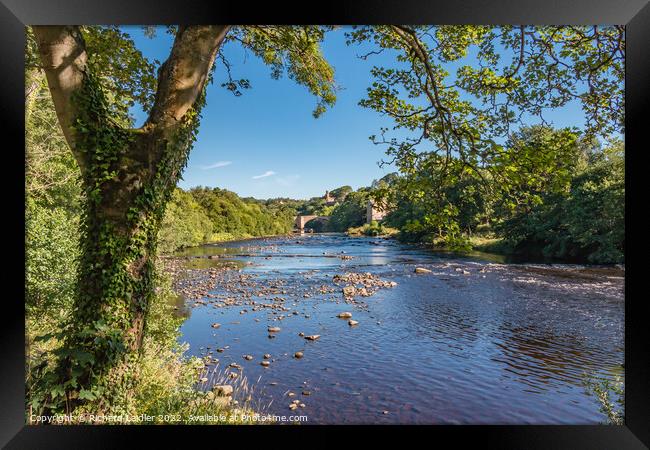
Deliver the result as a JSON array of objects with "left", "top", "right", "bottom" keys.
[{"left": 1, "top": 0, "right": 648, "bottom": 447}]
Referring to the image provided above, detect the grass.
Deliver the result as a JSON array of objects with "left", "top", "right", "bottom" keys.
[
  {"left": 347, "top": 221, "right": 399, "bottom": 237},
  {"left": 583, "top": 372, "right": 624, "bottom": 425},
  {"left": 469, "top": 236, "right": 509, "bottom": 253}
]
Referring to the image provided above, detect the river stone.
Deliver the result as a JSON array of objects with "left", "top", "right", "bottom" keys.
[
  {"left": 294, "top": 351, "right": 304, "bottom": 359},
  {"left": 337, "top": 312, "right": 353, "bottom": 319},
  {"left": 342, "top": 286, "right": 356, "bottom": 297},
  {"left": 211, "top": 323, "right": 221, "bottom": 328},
  {"left": 304, "top": 335, "right": 321, "bottom": 341},
  {"left": 348, "top": 319, "right": 359, "bottom": 326},
  {"left": 268, "top": 326, "right": 281, "bottom": 333},
  {"left": 243, "top": 355, "right": 253, "bottom": 361},
  {"left": 213, "top": 385, "right": 234, "bottom": 396},
  {"left": 264, "top": 353, "right": 272, "bottom": 359},
  {"left": 261, "top": 360, "right": 270, "bottom": 367},
  {"left": 415, "top": 267, "right": 432, "bottom": 274}
]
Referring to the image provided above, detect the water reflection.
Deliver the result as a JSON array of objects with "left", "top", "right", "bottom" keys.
[{"left": 174, "top": 233, "right": 624, "bottom": 424}]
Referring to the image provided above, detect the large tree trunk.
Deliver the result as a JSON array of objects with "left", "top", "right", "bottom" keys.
[{"left": 32, "top": 25, "right": 230, "bottom": 403}]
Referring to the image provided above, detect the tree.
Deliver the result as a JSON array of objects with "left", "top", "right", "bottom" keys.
[
  {"left": 330, "top": 185, "right": 353, "bottom": 200},
  {"left": 347, "top": 25, "right": 624, "bottom": 239},
  {"left": 32, "top": 25, "right": 337, "bottom": 410},
  {"left": 328, "top": 190, "right": 369, "bottom": 231}
]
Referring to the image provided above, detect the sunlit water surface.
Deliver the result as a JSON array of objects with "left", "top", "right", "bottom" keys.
[{"left": 175, "top": 234, "right": 624, "bottom": 424}]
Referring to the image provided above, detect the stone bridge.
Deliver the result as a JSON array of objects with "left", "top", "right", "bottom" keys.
[{"left": 294, "top": 215, "right": 329, "bottom": 231}]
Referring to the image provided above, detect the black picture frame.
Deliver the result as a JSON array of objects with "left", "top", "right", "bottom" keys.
[{"left": 1, "top": 0, "right": 648, "bottom": 447}]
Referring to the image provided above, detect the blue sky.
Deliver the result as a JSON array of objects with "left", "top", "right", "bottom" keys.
[{"left": 122, "top": 26, "right": 587, "bottom": 200}]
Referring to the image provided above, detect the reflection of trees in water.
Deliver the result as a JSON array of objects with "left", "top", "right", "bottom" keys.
[{"left": 490, "top": 322, "right": 621, "bottom": 392}]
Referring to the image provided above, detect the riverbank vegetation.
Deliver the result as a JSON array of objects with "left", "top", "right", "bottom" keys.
[
  {"left": 583, "top": 373, "right": 625, "bottom": 425},
  {"left": 347, "top": 221, "right": 399, "bottom": 237},
  {"left": 342, "top": 26, "right": 624, "bottom": 264},
  {"left": 158, "top": 187, "right": 297, "bottom": 253},
  {"left": 374, "top": 130, "right": 625, "bottom": 263},
  {"left": 306, "top": 128, "right": 624, "bottom": 264}
]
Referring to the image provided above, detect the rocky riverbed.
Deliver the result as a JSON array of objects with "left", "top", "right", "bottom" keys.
[{"left": 163, "top": 233, "right": 624, "bottom": 424}]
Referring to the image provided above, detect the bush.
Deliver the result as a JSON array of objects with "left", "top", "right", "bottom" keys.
[
  {"left": 328, "top": 191, "right": 369, "bottom": 232},
  {"left": 25, "top": 198, "right": 79, "bottom": 321},
  {"left": 583, "top": 373, "right": 624, "bottom": 425},
  {"left": 500, "top": 145, "right": 624, "bottom": 263},
  {"left": 347, "top": 221, "right": 398, "bottom": 237},
  {"left": 158, "top": 189, "right": 214, "bottom": 253}
]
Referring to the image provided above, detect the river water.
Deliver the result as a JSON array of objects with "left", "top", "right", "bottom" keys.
[{"left": 174, "top": 233, "right": 624, "bottom": 424}]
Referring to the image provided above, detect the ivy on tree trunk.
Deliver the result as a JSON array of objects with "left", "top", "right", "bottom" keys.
[{"left": 32, "top": 25, "right": 230, "bottom": 410}]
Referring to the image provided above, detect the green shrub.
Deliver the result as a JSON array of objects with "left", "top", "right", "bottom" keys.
[
  {"left": 583, "top": 374, "right": 624, "bottom": 425},
  {"left": 347, "top": 221, "right": 399, "bottom": 237},
  {"left": 158, "top": 189, "right": 213, "bottom": 253},
  {"left": 25, "top": 198, "right": 79, "bottom": 321}
]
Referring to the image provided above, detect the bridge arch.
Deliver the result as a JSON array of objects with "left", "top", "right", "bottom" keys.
[{"left": 294, "top": 215, "right": 329, "bottom": 231}]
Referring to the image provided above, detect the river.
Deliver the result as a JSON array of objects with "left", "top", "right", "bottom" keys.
[{"left": 172, "top": 233, "right": 624, "bottom": 424}]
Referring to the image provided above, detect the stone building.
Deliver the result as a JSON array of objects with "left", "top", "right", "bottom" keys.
[
  {"left": 324, "top": 190, "right": 336, "bottom": 206},
  {"left": 366, "top": 200, "right": 388, "bottom": 224}
]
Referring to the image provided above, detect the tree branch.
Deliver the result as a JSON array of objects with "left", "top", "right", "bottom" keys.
[
  {"left": 32, "top": 26, "right": 88, "bottom": 152},
  {"left": 146, "top": 25, "right": 231, "bottom": 129}
]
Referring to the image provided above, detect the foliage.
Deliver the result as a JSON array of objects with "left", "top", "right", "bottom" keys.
[
  {"left": 583, "top": 374, "right": 625, "bottom": 425},
  {"left": 25, "top": 70, "right": 82, "bottom": 322},
  {"left": 27, "top": 266, "right": 257, "bottom": 423},
  {"left": 328, "top": 190, "right": 370, "bottom": 232},
  {"left": 377, "top": 125, "right": 623, "bottom": 262},
  {"left": 347, "top": 221, "right": 398, "bottom": 237},
  {"left": 346, "top": 26, "right": 624, "bottom": 257},
  {"left": 329, "top": 185, "right": 352, "bottom": 200},
  {"left": 188, "top": 187, "right": 296, "bottom": 243},
  {"left": 26, "top": 26, "right": 157, "bottom": 127},
  {"left": 25, "top": 199, "right": 80, "bottom": 321},
  {"left": 297, "top": 196, "right": 329, "bottom": 216},
  {"left": 226, "top": 26, "right": 337, "bottom": 118},
  {"left": 499, "top": 140, "right": 624, "bottom": 262},
  {"left": 158, "top": 188, "right": 213, "bottom": 253},
  {"left": 25, "top": 70, "right": 82, "bottom": 210},
  {"left": 158, "top": 187, "right": 305, "bottom": 253}
]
